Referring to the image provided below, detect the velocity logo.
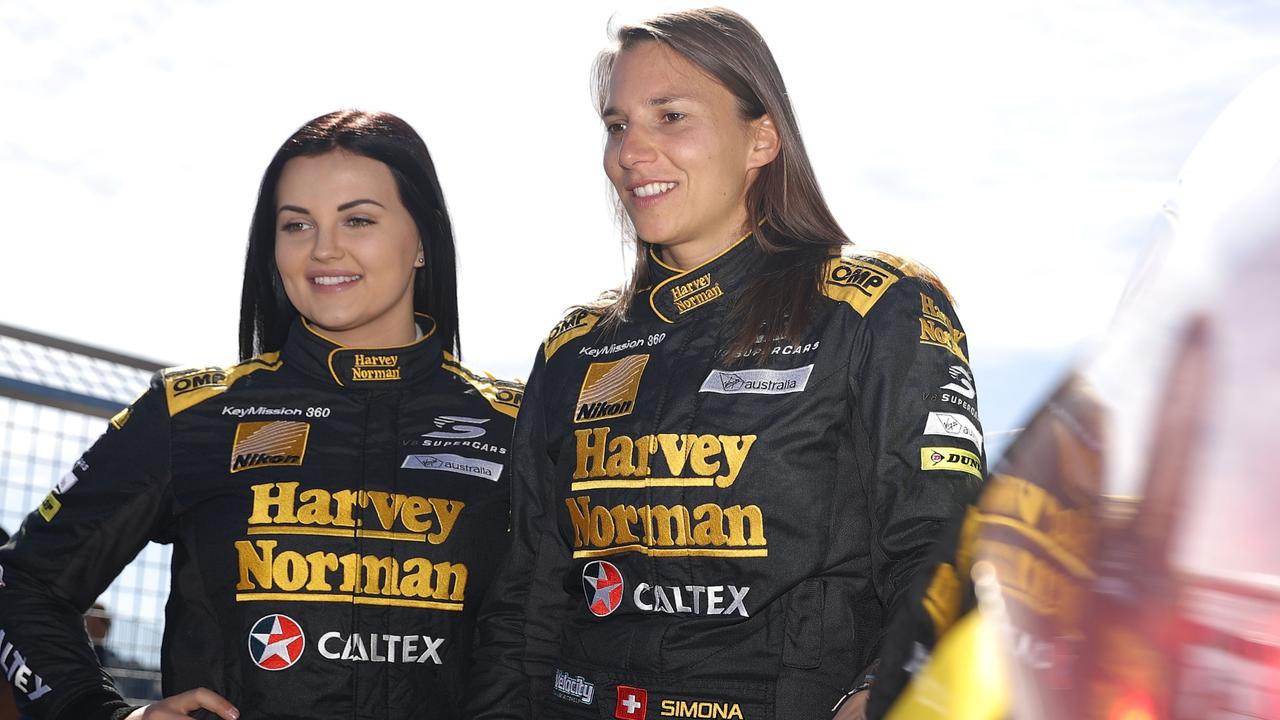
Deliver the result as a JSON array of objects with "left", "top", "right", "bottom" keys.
[
  {"left": 231, "top": 421, "right": 309, "bottom": 473},
  {"left": 575, "top": 355, "right": 649, "bottom": 423},
  {"left": 583, "top": 560, "right": 625, "bottom": 617},
  {"left": 248, "top": 614, "right": 305, "bottom": 671}
]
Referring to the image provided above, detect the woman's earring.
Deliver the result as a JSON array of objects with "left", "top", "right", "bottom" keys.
[{"left": 415, "top": 253, "right": 425, "bottom": 267}]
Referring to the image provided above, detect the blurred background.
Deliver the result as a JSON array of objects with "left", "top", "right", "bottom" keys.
[{"left": 3, "top": 0, "right": 1279, "bottom": 705}]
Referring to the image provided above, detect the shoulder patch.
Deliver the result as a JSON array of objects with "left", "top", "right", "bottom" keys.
[
  {"left": 822, "top": 247, "right": 954, "bottom": 316},
  {"left": 543, "top": 308, "right": 602, "bottom": 361},
  {"left": 162, "top": 352, "right": 281, "bottom": 417},
  {"left": 442, "top": 353, "right": 524, "bottom": 419}
]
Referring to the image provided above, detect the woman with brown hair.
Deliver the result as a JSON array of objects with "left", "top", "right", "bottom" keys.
[{"left": 466, "top": 8, "right": 983, "bottom": 719}]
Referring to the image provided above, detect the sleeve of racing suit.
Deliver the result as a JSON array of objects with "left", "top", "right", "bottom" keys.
[
  {"left": 0, "top": 375, "right": 175, "bottom": 720},
  {"left": 851, "top": 276, "right": 984, "bottom": 662},
  {"left": 464, "top": 349, "right": 569, "bottom": 719}
]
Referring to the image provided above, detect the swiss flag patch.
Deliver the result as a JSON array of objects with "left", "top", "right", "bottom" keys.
[{"left": 614, "top": 685, "right": 648, "bottom": 720}]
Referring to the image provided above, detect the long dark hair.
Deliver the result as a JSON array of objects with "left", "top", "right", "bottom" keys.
[
  {"left": 239, "top": 110, "right": 459, "bottom": 360},
  {"left": 592, "top": 7, "right": 848, "bottom": 359}
]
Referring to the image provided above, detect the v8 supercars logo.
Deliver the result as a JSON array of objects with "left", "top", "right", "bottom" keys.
[{"left": 248, "top": 614, "right": 305, "bottom": 671}]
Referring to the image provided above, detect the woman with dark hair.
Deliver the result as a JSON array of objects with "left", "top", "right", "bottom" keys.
[
  {"left": 0, "top": 110, "right": 521, "bottom": 720},
  {"left": 466, "top": 9, "right": 983, "bottom": 720}
]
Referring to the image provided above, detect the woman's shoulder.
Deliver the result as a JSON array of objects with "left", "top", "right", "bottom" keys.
[
  {"left": 540, "top": 292, "right": 619, "bottom": 363},
  {"left": 153, "top": 353, "right": 284, "bottom": 417},
  {"left": 439, "top": 352, "right": 524, "bottom": 420},
  {"left": 820, "top": 244, "right": 955, "bottom": 317}
]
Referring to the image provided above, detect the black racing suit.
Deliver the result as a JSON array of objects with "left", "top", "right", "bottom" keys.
[
  {"left": 0, "top": 316, "right": 522, "bottom": 720},
  {"left": 465, "top": 236, "right": 984, "bottom": 719}
]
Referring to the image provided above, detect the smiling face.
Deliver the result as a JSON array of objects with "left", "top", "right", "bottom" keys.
[
  {"left": 602, "top": 41, "right": 778, "bottom": 269},
  {"left": 273, "top": 151, "right": 422, "bottom": 348}
]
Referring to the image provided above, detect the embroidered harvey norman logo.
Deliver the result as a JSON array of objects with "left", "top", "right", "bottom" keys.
[
  {"left": 231, "top": 421, "right": 310, "bottom": 473},
  {"left": 670, "top": 273, "right": 724, "bottom": 314},
  {"left": 699, "top": 365, "right": 814, "bottom": 395},
  {"left": 351, "top": 354, "right": 401, "bottom": 382},
  {"left": 575, "top": 355, "right": 649, "bottom": 423}
]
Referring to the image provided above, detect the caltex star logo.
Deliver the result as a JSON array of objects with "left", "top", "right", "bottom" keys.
[
  {"left": 582, "top": 560, "right": 624, "bottom": 617},
  {"left": 248, "top": 614, "right": 305, "bottom": 671}
]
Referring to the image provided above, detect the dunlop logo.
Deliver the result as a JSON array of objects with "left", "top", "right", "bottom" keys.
[
  {"left": 231, "top": 421, "right": 309, "bottom": 473},
  {"left": 920, "top": 446, "right": 983, "bottom": 480},
  {"left": 352, "top": 354, "right": 401, "bottom": 382},
  {"left": 575, "top": 355, "right": 648, "bottom": 423}
]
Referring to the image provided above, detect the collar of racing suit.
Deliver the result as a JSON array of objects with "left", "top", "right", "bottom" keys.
[
  {"left": 280, "top": 313, "right": 444, "bottom": 388},
  {"left": 645, "top": 230, "right": 766, "bottom": 323}
]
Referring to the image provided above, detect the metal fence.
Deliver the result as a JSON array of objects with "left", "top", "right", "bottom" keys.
[{"left": 0, "top": 322, "right": 166, "bottom": 702}]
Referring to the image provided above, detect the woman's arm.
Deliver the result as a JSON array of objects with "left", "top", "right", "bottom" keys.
[{"left": 0, "top": 376, "right": 175, "bottom": 720}]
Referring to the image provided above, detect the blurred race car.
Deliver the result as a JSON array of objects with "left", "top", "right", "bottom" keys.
[{"left": 870, "top": 66, "right": 1280, "bottom": 720}]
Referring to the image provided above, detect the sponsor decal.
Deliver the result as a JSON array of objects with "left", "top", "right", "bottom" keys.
[
  {"left": 699, "top": 365, "right": 813, "bottom": 395},
  {"left": 634, "top": 583, "right": 750, "bottom": 617},
  {"left": 248, "top": 614, "right": 305, "bottom": 671},
  {"left": 580, "top": 332, "right": 668, "bottom": 358},
  {"left": 0, "top": 629, "right": 52, "bottom": 700},
  {"left": 424, "top": 416, "right": 489, "bottom": 440},
  {"left": 54, "top": 459, "right": 87, "bottom": 495},
  {"left": 553, "top": 669, "right": 596, "bottom": 705},
  {"left": 172, "top": 370, "right": 227, "bottom": 396},
  {"left": 921, "top": 447, "right": 983, "bottom": 479},
  {"left": 351, "top": 353, "right": 401, "bottom": 382},
  {"left": 582, "top": 560, "right": 625, "bottom": 617},
  {"left": 923, "top": 411, "right": 983, "bottom": 451},
  {"left": 931, "top": 390, "right": 979, "bottom": 418},
  {"left": 918, "top": 293, "right": 968, "bottom": 363},
  {"left": 671, "top": 273, "right": 724, "bottom": 314},
  {"left": 660, "top": 700, "right": 744, "bottom": 719},
  {"left": 566, "top": 495, "right": 766, "bottom": 559},
  {"left": 573, "top": 428, "right": 755, "bottom": 490},
  {"left": 37, "top": 492, "right": 61, "bottom": 522},
  {"left": 575, "top": 355, "right": 649, "bottom": 423},
  {"left": 318, "top": 632, "right": 443, "bottom": 664},
  {"left": 545, "top": 309, "right": 601, "bottom": 360},
  {"left": 615, "top": 685, "right": 649, "bottom": 720},
  {"left": 732, "top": 334, "right": 822, "bottom": 361},
  {"left": 222, "top": 405, "right": 307, "bottom": 418},
  {"left": 940, "top": 365, "right": 976, "bottom": 399},
  {"left": 230, "top": 421, "right": 309, "bottom": 473},
  {"left": 235, "top": 482, "right": 470, "bottom": 609},
  {"left": 825, "top": 259, "right": 897, "bottom": 315},
  {"left": 402, "top": 453, "right": 503, "bottom": 482}
]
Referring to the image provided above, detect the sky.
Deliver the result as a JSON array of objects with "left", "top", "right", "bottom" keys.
[{"left": 3, "top": 0, "right": 1279, "bottom": 449}]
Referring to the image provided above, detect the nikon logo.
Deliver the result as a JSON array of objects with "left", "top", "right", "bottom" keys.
[
  {"left": 231, "top": 421, "right": 309, "bottom": 473},
  {"left": 575, "top": 355, "right": 648, "bottom": 423}
]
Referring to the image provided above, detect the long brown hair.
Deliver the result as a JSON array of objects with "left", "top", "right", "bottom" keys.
[{"left": 592, "top": 7, "right": 848, "bottom": 359}]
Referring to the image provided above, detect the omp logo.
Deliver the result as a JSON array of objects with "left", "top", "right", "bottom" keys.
[
  {"left": 660, "top": 700, "right": 744, "bottom": 718},
  {"left": 352, "top": 354, "right": 401, "bottom": 382},
  {"left": 553, "top": 669, "right": 596, "bottom": 705},
  {"left": 549, "top": 308, "right": 592, "bottom": 342},
  {"left": 318, "top": 632, "right": 443, "bottom": 664},
  {"left": 582, "top": 560, "right": 624, "bottom": 617},
  {"left": 940, "top": 365, "right": 976, "bottom": 399},
  {"left": 172, "top": 370, "right": 227, "bottom": 396},
  {"left": 231, "top": 421, "right": 309, "bottom": 473},
  {"left": 634, "top": 583, "right": 750, "bottom": 617},
  {"left": 575, "top": 355, "right": 649, "bottom": 423},
  {"left": 699, "top": 365, "right": 813, "bottom": 395},
  {"left": 247, "top": 614, "right": 305, "bottom": 671},
  {"left": 921, "top": 447, "right": 983, "bottom": 480},
  {"left": 424, "top": 416, "right": 488, "bottom": 440},
  {"left": 669, "top": 272, "right": 725, "bottom": 314},
  {"left": 923, "top": 411, "right": 983, "bottom": 451},
  {"left": 828, "top": 260, "right": 891, "bottom": 295},
  {"left": 0, "top": 629, "right": 52, "bottom": 700},
  {"left": 918, "top": 293, "right": 968, "bottom": 363}
]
